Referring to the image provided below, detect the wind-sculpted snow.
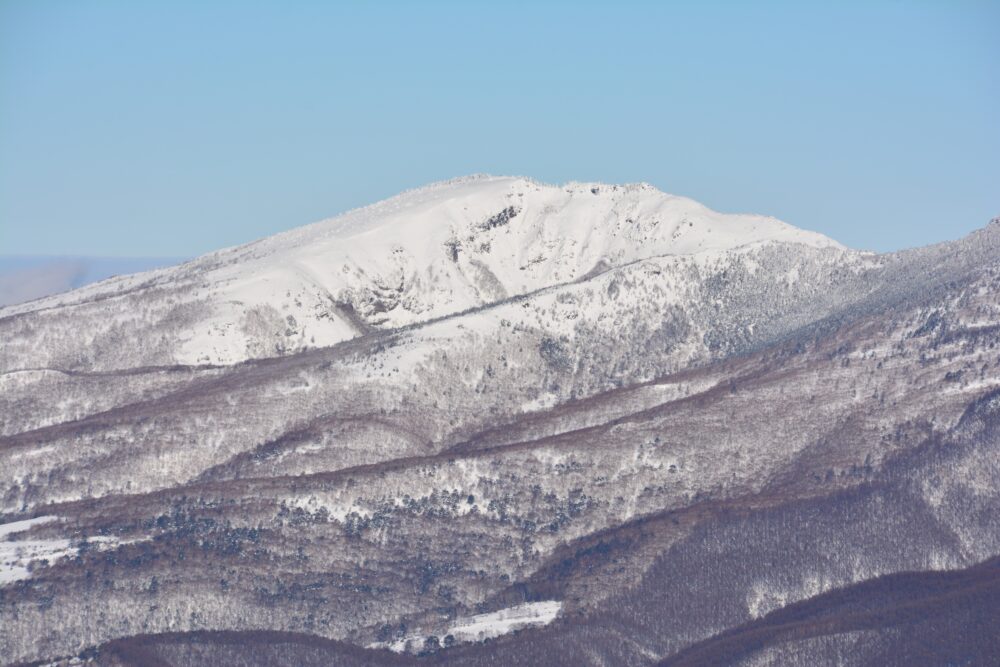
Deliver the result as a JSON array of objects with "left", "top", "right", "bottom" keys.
[{"left": 0, "top": 179, "right": 998, "bottom": 666}]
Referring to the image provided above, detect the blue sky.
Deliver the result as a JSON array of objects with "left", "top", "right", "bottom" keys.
[{"left": 1, "top": 1, "right": 997, "bottom": 257}]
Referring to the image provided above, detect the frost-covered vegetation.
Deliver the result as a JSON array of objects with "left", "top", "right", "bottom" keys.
[{"left": 1, "top": 179, "right": 999, "bottom": 666}]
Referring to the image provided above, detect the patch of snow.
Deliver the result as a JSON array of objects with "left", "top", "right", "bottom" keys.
[
  {"left": 0, "top": 516, "right": 146, "bottom": 586},
  {"left": 0, "top": 515, "right": 58, "bottom": 539},
  {"left": 9, "top": 445, "right": 58, "bottom": 462},
  {"left": 521, "top": 392, "right": 559, "bottom": 413},
  {"left": 370, "top": 600, "right": 562, "bottom": 653},
  {"left": 447, "top": 600, "right": 563, "bottom": 643},
  {"left": 0, "top": 516, "right": 72, "bottom": 585}
]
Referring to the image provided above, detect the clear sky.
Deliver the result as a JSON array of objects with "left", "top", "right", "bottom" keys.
[{"left": 1, "top": 1, "right": 997, "bottom": 257}]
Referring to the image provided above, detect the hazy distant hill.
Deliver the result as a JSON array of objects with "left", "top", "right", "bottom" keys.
[{"left": 0, "top": 256, "right": 185, "bottom": 307}]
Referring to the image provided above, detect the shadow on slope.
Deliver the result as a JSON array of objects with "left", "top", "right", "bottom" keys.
[{"left": 658, "top": 557, "right": 1000, "bottom": 667}]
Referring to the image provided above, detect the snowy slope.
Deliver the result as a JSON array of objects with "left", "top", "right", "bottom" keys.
[
  {"left": 0, "top": 176, "right": 845, "bottom": 370},
  {"left": 3, "top": 176, "right": 1000, "bottom": 666}
]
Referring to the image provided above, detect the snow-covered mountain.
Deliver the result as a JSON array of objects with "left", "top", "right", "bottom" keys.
[
  {"left": 0, "top": 176, "right": 847, "bottom": 370},
  {"left": 1, "top": 178, "right": 999, "bottom": 667}
]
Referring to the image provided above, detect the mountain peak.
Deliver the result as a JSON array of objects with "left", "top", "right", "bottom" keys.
[
  {"left": 264, "top": 174, "right": 842, "bottom": 251},
  {"left": 0, "top": 176, "right": 849, "bottom": 368}
]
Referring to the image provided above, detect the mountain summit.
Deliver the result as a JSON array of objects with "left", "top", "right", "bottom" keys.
[{"left": 0, "top": 176, "right": 847, "bottom": 370}]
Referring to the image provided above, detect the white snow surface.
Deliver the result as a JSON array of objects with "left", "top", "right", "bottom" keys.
[
  {"left": 0, "top": 516, "right": 70, "bottom": 585},
  {"left": 446, "top": 600, "right": 563, "bottom": 642},
  {"left": 369, "top": 600, "right": 562, "bottom": 653},
  {"left": 0, "top": 515, "right": 59, "bottom": 540},
  {"left": 0, "top": 175, "right": 844, "bottom": 366},
  {"left": 0, "top": 516, "right": 140, "bottom": 586}
]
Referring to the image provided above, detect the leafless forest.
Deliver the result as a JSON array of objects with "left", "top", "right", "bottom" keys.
[{"left": 1, "top": 180, "right": 999, "bottom": 666}]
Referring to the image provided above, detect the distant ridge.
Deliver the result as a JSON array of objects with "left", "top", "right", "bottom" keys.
[{"left": 0, "top": 256, "right": 186, "bottom": 307}]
